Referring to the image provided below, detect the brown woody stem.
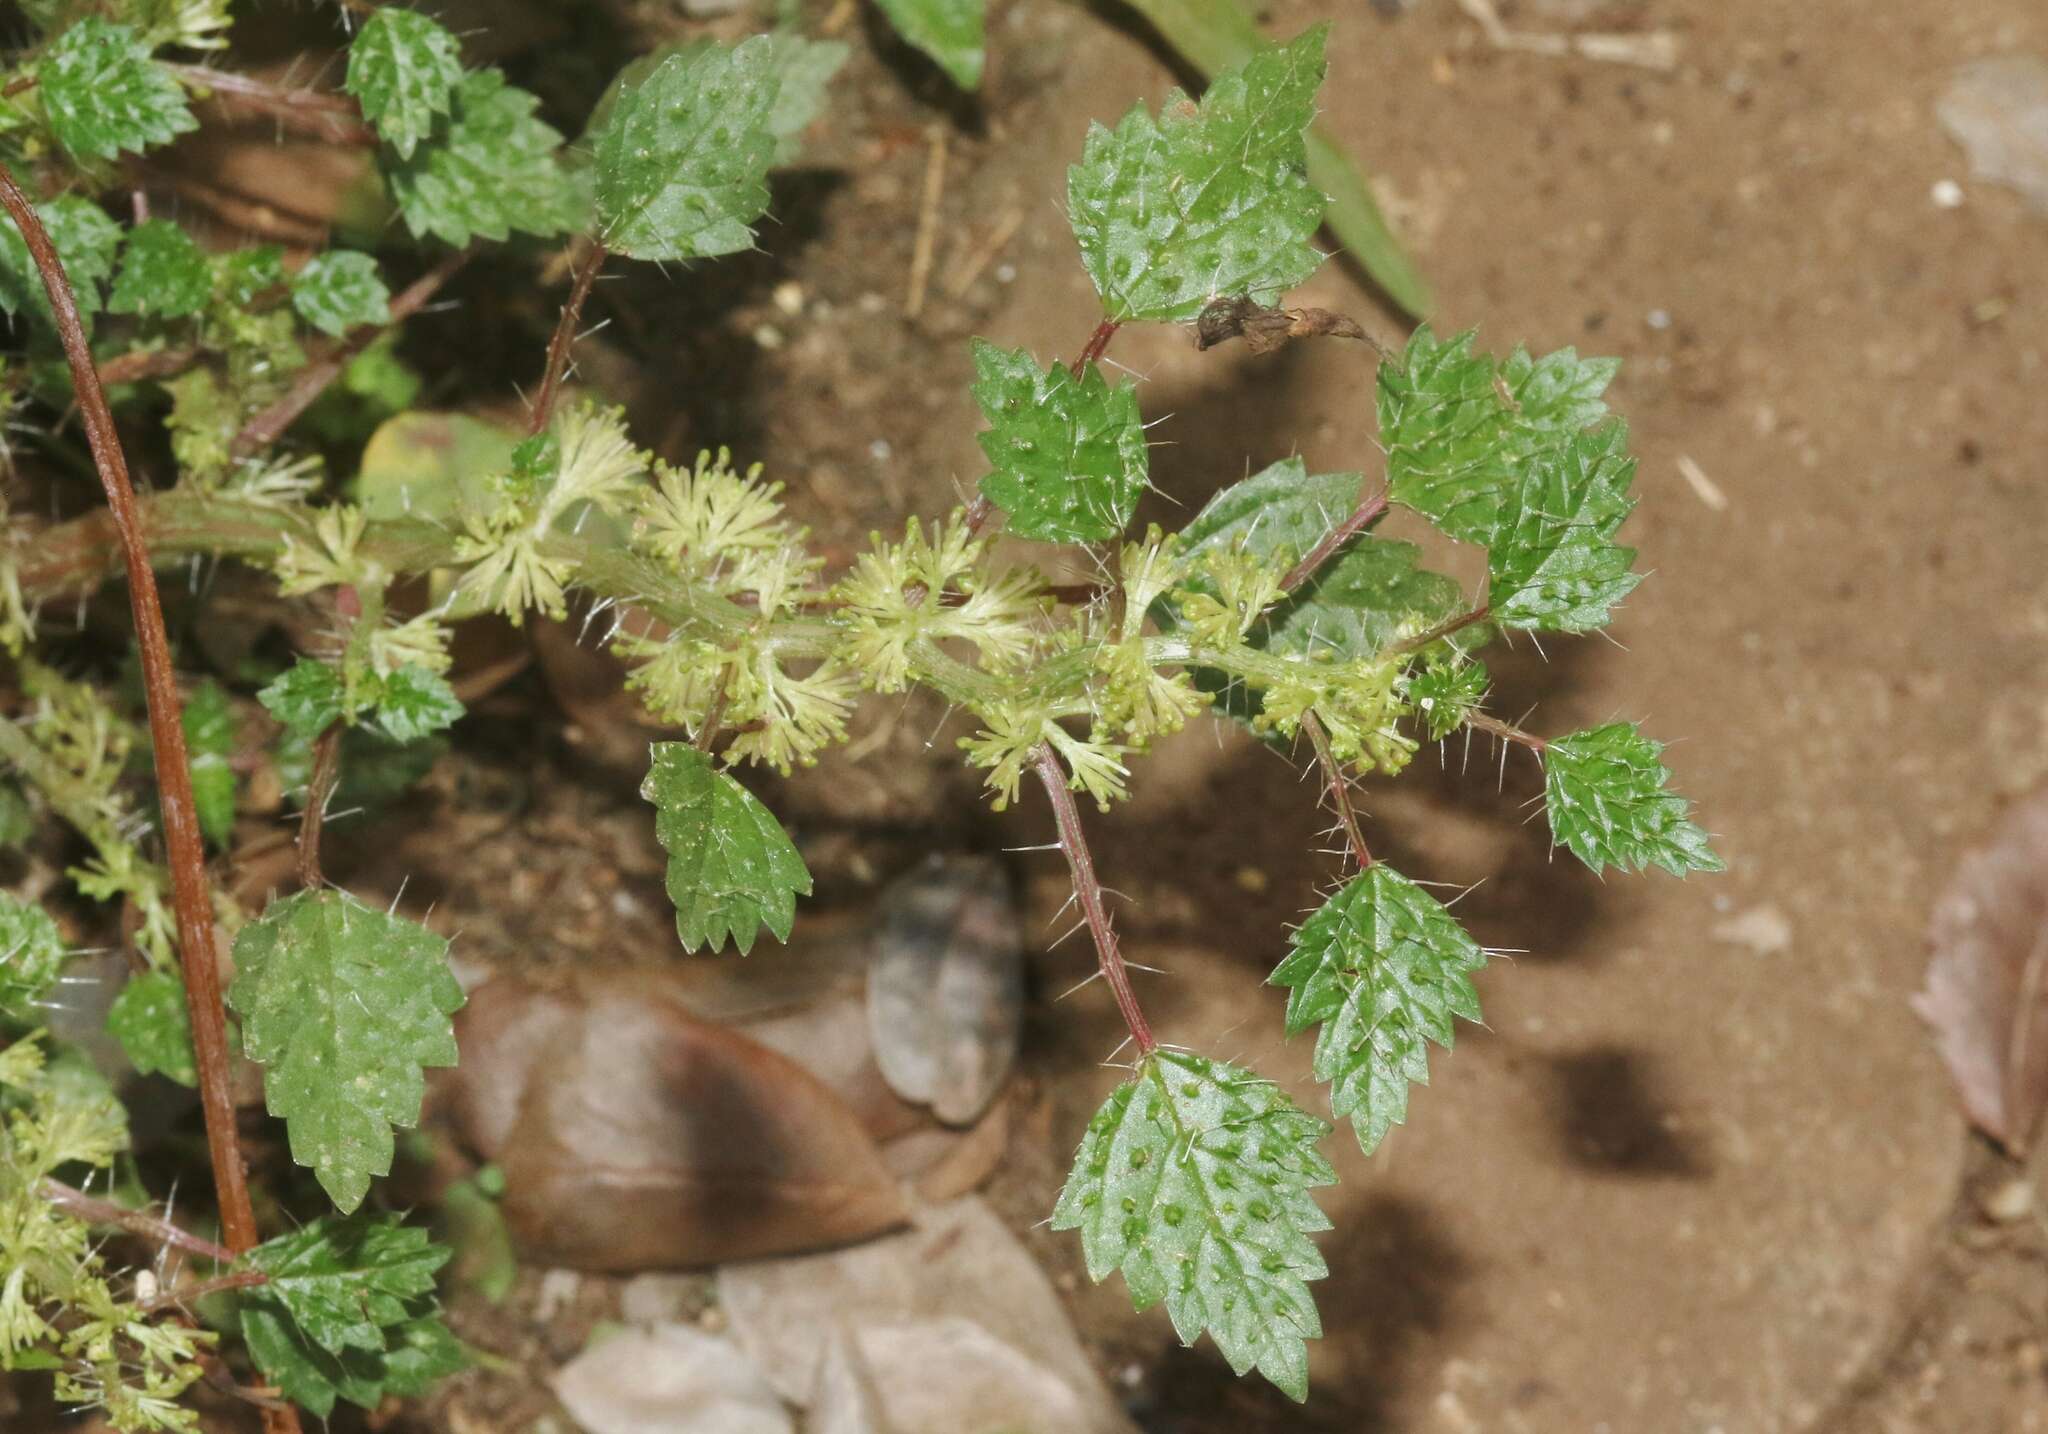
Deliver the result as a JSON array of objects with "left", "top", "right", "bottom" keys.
[
  {"left": 1466, "top": 710, "right": 1548, "bottom": 752},
  {"left": 0, "top": 163, "right": 260, "bottom": 1258},
  {"left": 40, "top": 1180, "right": 239, "bottom": 1266},
  {"left": 1033, "top": 743, "right": 1155, "bottom": 1056},
  {"left": 529, "top": 241, "right": 608, "bottom": 436},
  {"left": 1302, "top": 710, "right": 1371, "bottom": 871},
  {"left": 163, "top": 63, "right": 377, "bottom": 146}
]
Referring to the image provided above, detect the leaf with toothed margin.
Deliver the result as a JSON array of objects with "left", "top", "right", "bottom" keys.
[
  {"left": 238, "top": 1211, "right": 464, "bottom": 1421},
  {"left": 1052, "top": 1049, "right": 1333, "bottom": 1401},
  {"left": 642, "top": 742, "right": 812, "bottom": 954},
  {"left": 108, "top": 219, "right": 210, "bottom": 319},
  {"left": 1487, "top": 423, "right": 1640, "bottom": 633},
  {"left": 1067, "top": 26, "right": 1329, "bottom": 323},
  {"left": 0, "top": 195, "right": 123, "bottom": 326},
  {"left": 291, "top": 250, "right": 393, "bottom": 338},
  {"left": 228, "top": 890, "right": 465, "bottom": 1213},
  {"left": 970, "top": 339, "right": 1148, "bottom": 543},
  {"left": 1269, "top": 865, "right": 1486, "bottom": 1154},
  {"left": 37, "top": 17, "right": 196, "bottom": 163},
  {"left": 590, "top": 36, "right": 784, "bottom": 262},
  {"left": 344, "top": 7, "right": 465, "bottom": 161},
  {"left": 385, "top": 69, "right": 585, "bottom": 248},
  {"left": 1379, "top": 326, "right": 1621, "bottom": 546},
  {"left": 1543, "top": 721, "right": 1722, "bottom": 876}
]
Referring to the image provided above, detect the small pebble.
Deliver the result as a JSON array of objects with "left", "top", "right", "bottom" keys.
[
  {"left": 869, "top": 438, "right": 893, "bottom": 461},
  {"left": 771, "top": 280, "right": 805, "bottom": 315},
  {"left": 1931, "top": 178, "right": 1965, "bottom": 209},
  {"left": 752, "top": 323, "right": 785, "bottom": 351},
  {"left": 1646, "top": 308, "right": 1672, "bottom": 331},
  {"left": 1234, "top": 866, "right": 1268, "bottom": 895},
  {"left": 1981, "top": 1177, "right": 2034, "bottom": 1224}
]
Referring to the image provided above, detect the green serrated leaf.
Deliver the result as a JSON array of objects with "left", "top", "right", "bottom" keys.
[
  {"left": 1543, "top": 721, "right": 1722, "bottom": 876},
  {"left": 344, "top": 6, "right": 464, "bottom": 161},
  {"left": 257, "top": 658, "right": 348, "bottom": 742},
  {"left": 181, "top": 677, "right": 236, "bottom": 847},
  {"left": 215, "top": 244, "right": 286, "bottom": 306},
  {"left": 642, "top": 741, "right": 812, "bottom": 954},
  {"left": 290, "top": 250, "right": 392, "bottom": 338},
  {"left": 970, "top": 340, "right": 1148, "bottom": 543},
  {"left": 386, "top": 69, "right": 585, "bottom": 248},
  {"left": 1051, "top": 1050, "right": 1333, "bottom": 1401},
  {"left": 1380, "top": 326, "right": 1620, "bottom": 547},
  {"left": 0, "top": 195, "right": 123, "bottom": 324},
  {"left": 1068, "top": 25, "right": 1327, "bottom": 323},
  {"left": 37, "top": 17, "right": 197, "bottom": 163},
  {"left": 1269, "top": 866, "right": 1485, "bottom": 1154},
  {"left": 228, "top": 890, "right": 465, "bottom": 1213},
  {"left": 242, "top": 1213, "right": 451, "bottom": 1356},
  {"left": 108, "top": 218, "right": 210, "bottom": 319},
  {"left": 105, "top": 969, "right": 197, "bottom": 1086},
  {"left": 0, "top": 894, "right": 67, "bottom": 1024},
  {"left": 240, "top": 1296, "right": 462, "bottom": 1419},
  {"left": 1487, "top": 423, "right": 1640, "bottom": 632},
  {"left": 873, "top": 0, "right": 984, "bottom": 89},
  {"left": 592, "top": 36, "right": 782, "bottom": 262},
  {"left": 375, "top": 666, "right": 462, "bottom": 743}
]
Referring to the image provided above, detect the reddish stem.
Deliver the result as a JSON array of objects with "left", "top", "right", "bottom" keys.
[
  {"left": 296, "top": 723, "right": 342, "bottom": 889},
  {"left": 1282, "top": 485, "right": 1389, "bottom": 593},
  {"left": 1301, "top": 711, "right": 1371, "bottom": 871},
  {"left": 40, "top": 1180, "right": 238, "bottom": 1266},
  {"left": 0, "top": 164, "right": 260, "bottom": 1258},
  {"left": 1070, "top": 318, "right": 1121, "bottom": 378},
  {"left": 529, "top": 242, "right": 608, "bottom": 436},
  {"left": 1391, "top": 602, "right": 1492, "bottom": 655},
  {"left": 163, "top": 63, "right": 377, "bottom": 146},
  {"left": 233, "top": 248, "right": 470, "bottom": 455},
  {"left": 1466, "top": 710, "right": 1548, "bottom": 752},
  {"left": 1033, "top": 743, "right": 1155, "bottom": 1056}
]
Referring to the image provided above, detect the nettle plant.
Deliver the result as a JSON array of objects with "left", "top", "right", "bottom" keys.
[{"left": 0, "top": 6, "right": 1719, "bottom": 1427}]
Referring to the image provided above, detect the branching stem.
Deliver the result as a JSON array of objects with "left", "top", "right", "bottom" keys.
[
  {"left": 41, "top": 1179, "right": 238, "bottom": 1266},
  {"left": 1033, "top": 742, "right": 1155, "bottom": 1056}
]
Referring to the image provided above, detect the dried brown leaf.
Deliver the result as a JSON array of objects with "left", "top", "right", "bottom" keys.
[{"left": 1915, "top": 788, "right": 2048, "bottom": 1154}]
